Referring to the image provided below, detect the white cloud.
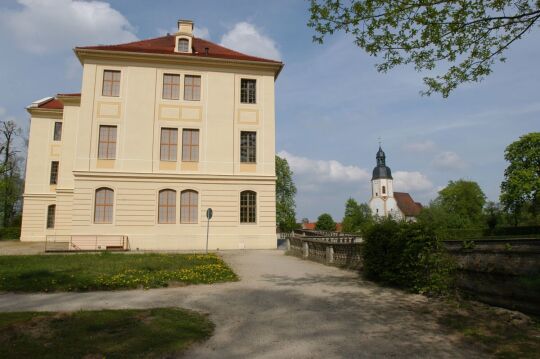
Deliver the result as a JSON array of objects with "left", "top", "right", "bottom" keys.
[
  {"left": 220, "top": 22, "right": 281, "bottom": 60},
  {"left": 393, "top": 171, "right": 434, "bottom": 192},
  {"left": 278, "top": 151, "right": 370, "bottom": 183},
  {"left": 194, "top": 26, "right": 210, "bottom": 39},
  {"left": 432, "top": 151, "right": 467, "bottom": 170},
  {"left": 1, "top": 0, "right": 138, "bottom": 54},
  {"left": 403, "top": 140, "right": 436, "bottom": 152}
]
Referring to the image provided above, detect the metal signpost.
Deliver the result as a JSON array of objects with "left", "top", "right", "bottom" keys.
[{"left": 205, "top": 208, "right": 213, "bottom": 253}]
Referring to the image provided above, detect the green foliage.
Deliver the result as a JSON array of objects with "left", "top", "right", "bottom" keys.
[
  {"left": 308, "top": 1, "right": 540, "bottom": 97},
  {"left": 500, "top": 132, "right": 540, "bottom": 225},
  {"left": 276, "top": 155, "right": 297, "bottom": 232},
  {"left": 315, "top": 213, "right": 336, "bottom": 231},
  {"left": 362, "top": 219, "right": 456, "bottom": 295},
  {"left": 0, "top": 226, "right": 20, "bottom": 240},
  {"left": 0, "top": 253, "right": 237, "bottom": 292},
  {"left": 342, "top": 198, "right": 373, "bottom": 233},
  {"left": 0, "top": 308, "right": 214, "bottom": 359},
  {"left": 418, "top": 180, "right": 486, "bottom": 230}
]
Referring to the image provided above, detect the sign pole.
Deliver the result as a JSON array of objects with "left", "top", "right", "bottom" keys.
[{"left": 205, "top": 208, "right": 213, "bottom": 253}]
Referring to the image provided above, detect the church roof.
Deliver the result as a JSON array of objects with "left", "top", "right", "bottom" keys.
[
  {"left": 394, "top": 192, "right": 423, "bottom": 217},
  {"left": 372, "top": 146, "right": 393, "bottom": 180}
]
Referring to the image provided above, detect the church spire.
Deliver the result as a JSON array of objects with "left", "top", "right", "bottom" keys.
[{"left": 372, "top": 145, "right": 392, "bottom": 180}]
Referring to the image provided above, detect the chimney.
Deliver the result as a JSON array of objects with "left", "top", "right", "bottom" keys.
[{"left": 177, "top": 19, "right": 193, "bottom": 36}]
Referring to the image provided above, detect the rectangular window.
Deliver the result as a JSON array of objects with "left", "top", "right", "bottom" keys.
[
  {"left": 240, "top": 79, "right": 256, "bottom": 104},
  {"left": 53, "top": 122, "right": 62, "bottom": 141},
  {"left": 102, "top": 70, "right": 121, "bottom": 97},
  {"left": 184, "top": 75, "right": 201, "bottom": 101},
  {"left": 94, "top": 188, "right": 114, "bottom": 224},
  {"left": 98, "top": 125, "right": 117, "bottom": 160},
  {"left": 50, "top": 161, "right": 59, "bottom": 185},
  {"left": 160, "top": 128, "right": 178, "bottom": 161},
  {"left": 158, "top": 190, "right": 176, "bottom": 224},
  {"left": 46, "top": 205, "right": 55, "bottom": 229},
  {"left": 240, "top": 191, "right": 257, "bottom": 223},
  {"left": 180, "top": 190, "right": 198, "bottom": 223},
  {"left": 182, "top": 129, "right": 199, "bottom": 162},
  {"left": 162, "top": 74, "right": 180, "bottom": 100},
  {"left": 240, "top": 131, "right": 256, "bottom": 163}
]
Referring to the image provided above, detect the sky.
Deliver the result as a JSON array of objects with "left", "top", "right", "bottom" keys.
[{"left": 0, "top": 0, "right": 538, "bottom": 221}]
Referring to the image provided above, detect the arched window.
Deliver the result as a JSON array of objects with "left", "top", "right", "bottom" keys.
[
  {"left": 178, "top": 38, "right": 189, "bottom": 52},
  {"left": 158, "top": 189, "right": 176, "bottom": 224},
  {"left": 180, "top": 190, "right": 198, "bottom": 223},
  {"left": 46, "top": 205, "right": 56, "bottom": 229},
  {"left": 240, "top": 191, "right": 256, "bottom": 223},
  {"left": 94, "top": 188, "right": 114, "bottom": 224},
  {"left": 382, "top": 186, "right": 386, "bottom": 194}
]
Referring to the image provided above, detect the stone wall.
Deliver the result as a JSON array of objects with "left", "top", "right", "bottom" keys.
[{"left": 444, "top": 239, "right": 540, "bottom": 315}]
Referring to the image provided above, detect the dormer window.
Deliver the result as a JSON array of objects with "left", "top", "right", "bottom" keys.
[{"left": 178, "top": 38, "right": 189, "bottom": 52}]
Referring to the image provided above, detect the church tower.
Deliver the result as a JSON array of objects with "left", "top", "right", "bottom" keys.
[{"left": 369, "top": 146, "right": 400, "bottom": 217}]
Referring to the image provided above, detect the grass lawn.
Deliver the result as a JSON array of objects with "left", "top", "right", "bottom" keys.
[
  {"left": 0, "top": 308, "right": 213, "bottom": 359},
  {"left": 0, "top": 252, "right": 237, "bottom": 292}
]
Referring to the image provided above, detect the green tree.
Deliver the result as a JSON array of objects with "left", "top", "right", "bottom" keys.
[
  {"left": 500, "top": 132, "right": 540, "bottom": 226},
  {"left": 308, "top": 0, "right": 540, "bottom": 97},
  {"left": 315, "top": 213, "right": 336, "bottom": 231},
  {"left": 0, "top": 120, "right": 23, "bottom": 228},
  {"left": 437, "top": 180, "right": 487, "bottom": 228},
  {"left": 342, "top": 197, "right": 373, "bottom": 233},
  {"left": 275, "top": 155, "right": 297, "bottom": 231}
]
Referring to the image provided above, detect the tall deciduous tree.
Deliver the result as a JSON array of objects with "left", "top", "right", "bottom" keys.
[
  {"left": 315, "top": 213, "right": 336, "bottom": 231},
  {"left": 437, "top": 179, "right": 486, "bottom": 228},
  {"left": 0, "top": 120, "right": 23, "bottom": 227},
  {"left": 500, "top": 132, "right": 540, "bottom": 225},
  {"left": 308, "top": 1, "right": 540, "bottom": 97},
  {"left": 276, "top": 155, "right": 297, "bottom": 231},
  {"left": 342, "top": 197, "right": 373, "bottom": 233}
]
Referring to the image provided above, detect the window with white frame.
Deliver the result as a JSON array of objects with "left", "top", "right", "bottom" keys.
[
  {"left": 240, "top": 190, "right": 256, "bottom": 223},
  {"left": 158, "top": 189, "right": 176, "bottom": 224},
  {"left": 94, "top": 188, "right": 114, "bottom": 224},
  {"left": 180, "top": 190, "right": 198, "bottom": 223},
  {"left": 98, "top": 125, "right": 117, "bottom": 160},
  {"left": 160, "top": 128, "right": 178, "bottom": 161}
]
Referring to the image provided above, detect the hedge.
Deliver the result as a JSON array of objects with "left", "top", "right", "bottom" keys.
[
  {"left": 362, "top": 220, "right": 456, "bottom": 295},
  {"left": 439, "top": 226, "right": 540, "bottom": 240},
  {"left": 0, "top": 227, "right": 21, "bottom": 240}
]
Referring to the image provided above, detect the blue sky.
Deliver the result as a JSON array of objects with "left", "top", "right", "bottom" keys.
[{"left": 0, "top": 0, "right": 538, "bottom": 221}]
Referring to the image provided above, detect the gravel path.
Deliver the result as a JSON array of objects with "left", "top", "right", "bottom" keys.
[{"left": 0, "top": 250, "right": 484, "bottom": 358}]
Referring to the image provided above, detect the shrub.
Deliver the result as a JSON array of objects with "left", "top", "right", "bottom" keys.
[
  {"left": 362, "top": 219, "right": 456, "bottom": 295},
  {"left": 0, "top": 227, "right": 21, "bottom": 240}
]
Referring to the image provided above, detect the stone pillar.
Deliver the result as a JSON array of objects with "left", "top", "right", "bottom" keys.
[
  {"left": 326, "top": 245, "right": 334, "bottom": 264},
  {"left": 286, "top": 237, "right": 291, "bottom": 250},
  {"left": 303, "top": 241, "right": 309, "bottom": 258}
]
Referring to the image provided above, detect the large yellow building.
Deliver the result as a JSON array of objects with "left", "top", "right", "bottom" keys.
[{"left": 21, "top": 20, "right": 283, "bottom": 250}]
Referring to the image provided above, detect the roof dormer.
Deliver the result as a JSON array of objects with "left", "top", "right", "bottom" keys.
[{"left": 175, "top": 19, "right": 194, "bottom": 53}]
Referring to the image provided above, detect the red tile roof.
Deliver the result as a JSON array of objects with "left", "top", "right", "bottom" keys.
[
  {"left": 38, "top": 98, "right": 64, "bottom": 110},
  {"left": 77, "top": 35, "right": 282, "bottom": 64},
  {"left": 394, "top": 192, "right": 423, "bottom": 217},
  {"left": 302, "top": 222, "right": 316, "bottom": 230}
]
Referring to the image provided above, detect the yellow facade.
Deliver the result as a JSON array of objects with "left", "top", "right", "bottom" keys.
[{"left": 21, "top": 21, "right": 282, "bottom": 250}]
